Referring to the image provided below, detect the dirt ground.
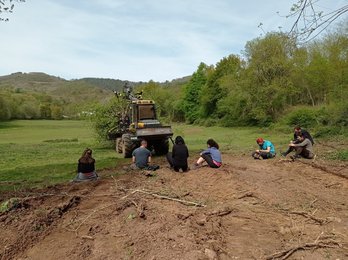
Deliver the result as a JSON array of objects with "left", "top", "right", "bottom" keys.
[{"left": 0, "top": 153, "right": 347, "bottom": 260}]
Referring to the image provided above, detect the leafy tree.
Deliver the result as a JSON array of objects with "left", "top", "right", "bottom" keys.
[
  {"left": 138, "top": 80, "right": 173, "bottom": 118},
  {"left": 0, "top": 96, "right": 11, "bottom": 120},
  {"left": 40, "top": 104, "right": 51, "bottom": 119},
  {"left": 243, "top": 32, "right": 297, "bottom": 123},
  {"left": 181, "top": 63, "right": 209, "bottom": 123},
  {"left": 51, "top": 105, "right": 63, "bottom": 120},
  {"left": 92, "top": 97, "right": 128, "bottom": 142},
  {"left": 200, "top": 55, "right": 242, "bottom": 118}
]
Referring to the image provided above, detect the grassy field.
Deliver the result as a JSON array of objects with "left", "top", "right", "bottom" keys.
[
  {"left": 1, "top": 120, "right": 345, "bottom": 192},
  {"left": 0, "top": 120, "right": 121, "bottom": 192},
  {"left": 0, "top": 120, "right": 293, "bottom": 192}
]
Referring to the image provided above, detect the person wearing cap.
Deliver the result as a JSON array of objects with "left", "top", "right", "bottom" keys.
[{"left": 252, "top": 138, "right": 276, "bottom": 159}]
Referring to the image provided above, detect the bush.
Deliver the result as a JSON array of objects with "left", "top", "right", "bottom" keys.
[
  {"left": 91, "top": 99, "right": 123, "bottom": 144},
  {"left": 313, "top": 126, "right": 347, "bottom": 138},
  {"left": 203, "top": 118, "right": 219, "bottom": 127},
  {"left": 282, "top": 106, "right": 318, "bottom": 128}
]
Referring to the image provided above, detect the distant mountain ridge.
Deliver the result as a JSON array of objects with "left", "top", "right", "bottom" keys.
[{"left": 0, "top": 72, "right": 190, "bottom": 92}]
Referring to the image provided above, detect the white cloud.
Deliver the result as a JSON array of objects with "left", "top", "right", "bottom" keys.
[{"left": 0, "top": 0, "right": 346, "bottom": 81}]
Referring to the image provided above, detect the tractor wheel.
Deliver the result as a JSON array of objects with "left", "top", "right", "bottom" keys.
[
  {"left": 115, "top": 138, "right": 122, "bottom": 154},
  {"left": 154, "top": 138, "right": 169, "bottom": 155},
  {"left": 122, "top": 134, "right": 135, "bottom": 158}
]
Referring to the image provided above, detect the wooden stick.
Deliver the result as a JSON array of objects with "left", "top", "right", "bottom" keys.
[
  {"left": 237, "top": 191, "right": 254, "bottom": 199},
  {"left": 123, "top": 189, "right": 206, "bottom": 207},
  {"left": 266, "top": 240, "right": 342, "bottom": 260},
  {"left": 289, "top": 211, "right": 329, "bottom": 225}
]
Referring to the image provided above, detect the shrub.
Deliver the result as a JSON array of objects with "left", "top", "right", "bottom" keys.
[{"left": 282, "top": 106, "right": 318, "bottom": 128}]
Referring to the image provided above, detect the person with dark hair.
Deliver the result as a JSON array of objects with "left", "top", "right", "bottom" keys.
[
  {"left": 193, "top": 139, "right": 222, "bottom": 169},
  {"left": 252, "top": 138, "right": 276, "bottom": 159},
  {"left": 289, "top": 134, "right": 315, "bottom": 160},
  {"left": 74, "top": 148, "right": 98, "bottom": 182},
  {"left": 281, "top": 126, "right": 314, "bottom": 157},
  {"left": 131, "top": 140, "right": 159, "bottom": 171},
  {"left": 166, "top": 136, "right": 189, "bottom": 172}
]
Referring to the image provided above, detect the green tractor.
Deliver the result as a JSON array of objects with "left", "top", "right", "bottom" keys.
[{"left": 108, "top": 84, "right": 173, "bottom": 158}]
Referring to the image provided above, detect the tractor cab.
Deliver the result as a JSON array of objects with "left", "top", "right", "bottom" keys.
[{"left": 129, "top": 100, "right": 162, "bottom": 130}]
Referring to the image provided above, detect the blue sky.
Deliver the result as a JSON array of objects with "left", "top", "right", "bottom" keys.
[{"left": 0, "top": 0, "right": 346, "bottom": 82}]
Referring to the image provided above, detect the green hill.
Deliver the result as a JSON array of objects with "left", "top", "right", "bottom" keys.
[{"left": 0, "top": 72, "right": 190, "bottom": 120}]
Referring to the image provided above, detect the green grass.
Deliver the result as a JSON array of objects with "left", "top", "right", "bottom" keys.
[
  {"left": 0, "top": 120, "right": 122, "bottom": 192},
  {"left": 1, "top": 120, "right": 346, "bottom": 193},
  {"left": 171, "top": 123, "right": 291, "bottom": 154}
]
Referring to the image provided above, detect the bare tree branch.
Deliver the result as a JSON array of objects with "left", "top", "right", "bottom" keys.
[
  {"left": 287, "top": 0, "right": 348, "bottom": 42},
  {"left": 0, "top": 0, "right": 25, "bottom": 22}
]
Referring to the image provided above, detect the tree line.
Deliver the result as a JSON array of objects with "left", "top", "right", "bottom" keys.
[{"left": 133, "top": 22, "right": 347, "bottom": 132}]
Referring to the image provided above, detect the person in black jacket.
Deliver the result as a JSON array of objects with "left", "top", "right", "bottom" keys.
[
  {"left": 166, "top": 136, "right": 189, "bottom": 172},
  {"left": 281, "top": 126, "right": 314, "bottom": 157},
  {"left": 74, "top": 148, "right": 98, "bottom": 181}
]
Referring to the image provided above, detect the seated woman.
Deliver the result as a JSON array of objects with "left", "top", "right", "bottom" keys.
[
  {"left": 166, "top": 136, "right": 189, "bottom": 172},
  {"left": 74, "top": 148, "right": 98, "bottom": 182},
  {"left": 193, "top": 139, "right": 222, "bottom": 169}
]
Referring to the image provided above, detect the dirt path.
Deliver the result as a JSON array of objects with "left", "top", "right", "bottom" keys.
[{"left": 0, "top": 154, "right": 347, "bottom": 260}]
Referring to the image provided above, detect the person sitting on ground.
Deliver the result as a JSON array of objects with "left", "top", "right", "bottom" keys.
[
  {"left": 281, "top": 126, "right": 314, "bottom": 157},
  {"left": 193, "top": 139, "right": 222, "bottom": 169},
  {"left": 288, "top": 133, "right": 315, "bottom": 160},
  {"left": 166, "top": 136, "right": 189, "bottom": 172},
  {"left": 131, "top": 140, "right": 159, "bottom": 171},
  {"left": 252, "top": 138, "right": 276, "bottom": 159},
  {"left": 74, "top": 148, "right": 98, "bottom": 182}
]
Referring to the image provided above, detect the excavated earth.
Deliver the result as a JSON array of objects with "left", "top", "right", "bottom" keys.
[{"left": 0, "top": 153, "right": 347, "bottom": 260}]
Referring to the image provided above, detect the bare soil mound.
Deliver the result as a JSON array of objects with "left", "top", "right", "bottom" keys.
[{"left": 1, "top": 154, "right": 347, "bottom": 260}]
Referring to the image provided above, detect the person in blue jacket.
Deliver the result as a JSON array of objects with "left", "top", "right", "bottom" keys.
[
  {"left": 193, "top": 139, "right": 222, "bottom": 169},
  {"left": 252, "top": 137, "right": 276, "bottom": 159}
]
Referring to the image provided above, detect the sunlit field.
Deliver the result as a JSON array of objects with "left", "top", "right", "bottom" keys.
[{"left": 0, "top": 120, "right": 294, "bottom": 191}]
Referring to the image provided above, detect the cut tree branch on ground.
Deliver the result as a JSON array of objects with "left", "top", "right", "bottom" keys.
[
  {"left": 207, "top": 207, "right": 234, "bottom": 217},
  {"left": 121, "top": 189, "right": 206, "bottom": 207},
  {"left": 266, "top": 239, "right": 344, "bottom": 260},
  {"left": 236, "top": 191, "right": 254, "bottom": 199},
  {"left": 289, "top": 210, "right": 330, "bottom": 225}
]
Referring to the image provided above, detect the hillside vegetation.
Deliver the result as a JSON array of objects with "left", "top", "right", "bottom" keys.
[
  {"left": 92, "top": 22, "right": 347, "bottom": 143},
  {"left": 0, "top": 72, "right": 189, "bottom": 120},
  {"left": 1, "top": 23, "right": 347, "bottom": 140}
]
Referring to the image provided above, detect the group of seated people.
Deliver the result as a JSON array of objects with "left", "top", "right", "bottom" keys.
[
  {"left": 73, "top": 126, "right": 314, "bottom": 181},
  {"left": 132, "top": 137, "right": 222, "bottom": 172},
  {"left": 252, "top": 126, "right": 315, "bottom": 160}
]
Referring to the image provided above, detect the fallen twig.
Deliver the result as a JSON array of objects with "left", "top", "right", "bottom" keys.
[
  {"left": 131, "top": 200, "right": 146, "bottom": 218},
  {"left": 237, "top": 191, "right": 254, "bottom": 199},
  {"left": 207, "top": 207, "right": 233, "bottom": 217},
  {"left": 266, "top": 239, "right": 343, "bottom": 260},
  {"left": 289, "top": 211, "right": 330, "bottom": 225},
  {"left": 309, "top": 198, "right": 318, "bottom": 207},
  {"left": 123, "top": 189, "right": 206, "bottom": 207},
  {"left": 81, "top": 235, "right": 94, "bottom": 240}
]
